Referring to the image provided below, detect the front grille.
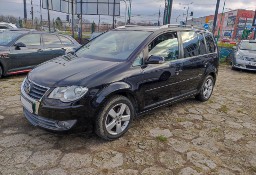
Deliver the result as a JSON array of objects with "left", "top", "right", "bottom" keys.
[
  {"left": 23, "top": 78, "right": 49, "bottom": 100},
  {"left": 246, "top": 65, "right": 256, "bottom": 70},
  {"left": 245, "top": 57, "right": 256, "bottom": 62}
]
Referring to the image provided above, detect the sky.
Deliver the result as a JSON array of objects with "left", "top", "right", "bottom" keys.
[{"left": 0, "top": 0, "right": 255, "bottom": 25}]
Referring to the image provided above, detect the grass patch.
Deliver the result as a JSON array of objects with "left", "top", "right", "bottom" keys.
[
  {"left": 237, "top": 109, "right": 243, "bottom": 113},
  {"left": 176, "top": 118, "right": 186, "bottom": 123},
  {"left": 218, "top": 105, "right": 228, "bottom": 114},
  {"left": 208, "top": 99, "right": 214, "bottom": 104},
  {"left": 212, "top": 128, "right": 220, "bottom": 132},
  {"left": 156, "top": 135, "right": 168, "bottom": 142},
  {"left": 249, "top": 167, "right": 256, "bottom": 173}
]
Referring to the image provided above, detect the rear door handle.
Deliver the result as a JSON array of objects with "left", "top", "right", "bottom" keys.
[
  {"left": 175, "top": 66, "right": 182, "bottom": 75},
  {"left": 37, "top": 49, "right": 43, "bottom": 53}
]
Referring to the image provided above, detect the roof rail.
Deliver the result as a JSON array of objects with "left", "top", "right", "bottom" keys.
[{"left": 161, "top": 24, "right": 207, "bottom": 31}]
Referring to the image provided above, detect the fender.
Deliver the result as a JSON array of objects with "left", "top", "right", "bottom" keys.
[
  {"left": 93, "top": 82, "right": 135, "bottom": 107},
  {"left": 0, "top": 59, "right": 7, "bottom": 75},
  {"left": 197, "top": 64, "right": 218, "bottom": 91}
]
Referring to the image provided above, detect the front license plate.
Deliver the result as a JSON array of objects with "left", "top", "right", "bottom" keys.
[{"left": 21, "top": 96, "right": 33, "bottom": 113}]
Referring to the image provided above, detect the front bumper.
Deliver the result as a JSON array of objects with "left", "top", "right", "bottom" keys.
[
  {"left": 233, "top": 59, "right": 256, "bottom": 71},
  {"left": 23, "top": 107, "right": 77, "bottom": 131},
  {"left": 20, "top": 79, "right": 96, "bottom": 131}
]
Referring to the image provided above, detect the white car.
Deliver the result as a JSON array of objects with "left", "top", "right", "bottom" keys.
[
  {"left": 0, "top": 22, "right": 17, "bottom": 31},
  {"left": 232, "top": 40, "right": 256, "bottom": 71}
]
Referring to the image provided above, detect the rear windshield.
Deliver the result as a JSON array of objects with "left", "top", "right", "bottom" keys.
[
  {"left": 76, "top": 30, "right": 152, "bottom": 61},
  {"left": 0, "top": 32, "right": 24, "bottom": 46},
  {"left": 240, "top": 41, "right": 256, "bottom": 51}
]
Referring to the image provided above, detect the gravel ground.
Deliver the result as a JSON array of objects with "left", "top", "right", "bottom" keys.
[{"left": 0, "top": 65, "right": 256, "bottom": 175}]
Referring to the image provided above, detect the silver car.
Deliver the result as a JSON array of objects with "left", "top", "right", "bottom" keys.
[{"left": 232, "top": 40, "right": 256, "bottom": 71}]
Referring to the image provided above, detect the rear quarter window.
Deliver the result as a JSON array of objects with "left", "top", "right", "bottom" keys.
[
  {"left": 180, "top": 31, "right": 200, "bottom": 58},
  {"left": 205, "top": 34, "right": 216, "bottom": 53}
]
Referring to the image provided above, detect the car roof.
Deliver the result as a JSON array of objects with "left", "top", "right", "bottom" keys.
[{"left": 115, "top": 24, "right": 210, "bottom": 33}]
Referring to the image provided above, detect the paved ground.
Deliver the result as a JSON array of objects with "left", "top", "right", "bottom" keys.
[{"left": 0, "top": 65, "right": 256, "bottom": 175}]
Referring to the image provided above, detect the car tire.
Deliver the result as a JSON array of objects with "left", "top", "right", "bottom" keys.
[
  {"left": 0, "top": 65, "right": 3, "bottom": 78},
  {"left": 195, "top": 75, "right": 215, "bottom": 102},
  {"left": 95, "top": 95, "right": 134, "bottom": 140}
]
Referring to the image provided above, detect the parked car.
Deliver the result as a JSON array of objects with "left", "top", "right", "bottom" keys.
[
  {"left": 232, "top": 40, "right": 256, "bottom": 71},
  {"left": 0, "top": 30, "right": 81, "bottom": 77},
  {"left": 20, "top": 25, "right": 219, "bottom": 140},
  {"left": 0, "top": 22, "right": 17, "bottom": 31}
]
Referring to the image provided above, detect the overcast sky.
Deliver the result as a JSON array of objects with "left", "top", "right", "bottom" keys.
[{"left": 0, "top": 0, "right": 255, "bottom": 24}]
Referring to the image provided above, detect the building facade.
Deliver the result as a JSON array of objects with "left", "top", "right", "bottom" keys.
[{"left": 187, "top": 9, "right": 255, "bottom": 40}]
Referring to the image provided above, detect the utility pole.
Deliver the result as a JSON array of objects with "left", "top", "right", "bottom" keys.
[
  {"left": 23, "top": 0, "right": 27, "bottom": 23},
  {"left": 253, "top": 9, "right": 256, "bottom": 39},
  {"left": 128, "top": 0, "right": 132, "bottom": 24},
  {"left": 80, "top": 1, "right": 83, "bottom": 43},
  {"left": 167, "top": 0, "right": 173, "bottom": 24},
  {"left": 30, "top": 0, "right": 34, "bottom": 27},
  {"left": 212, "top": 0, "right": 220, "bottom": 35},
  {"left": 113, "top": 0, "right": 116, "bottom": 29},
  {"left": 47, "top": 0, "right": 51, "bottom": 32},
  {"left": 40, "top": 0, "right": 43, "bottom": 27},
  {"left": 71, "top": 0, "right": 74, "bottom": 38}
]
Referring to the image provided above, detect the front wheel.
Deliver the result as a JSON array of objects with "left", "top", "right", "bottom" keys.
[
  {"left": 195, "top": 75, "right": 215, "bottom": 102},
  {"left": 0, "top": 66, "right": 3, "bottom": 78},
  {"left": 95, "top": 95, "right": 134, "bottom": 140}
]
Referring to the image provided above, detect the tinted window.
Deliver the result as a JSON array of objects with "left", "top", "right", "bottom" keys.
[
  {"left": 43, "top": 34, "right": 61, "bottom": 45},
  {"left": 0, "top": 26, "right": 8, "bottom": 29},
  {"left": 181, "top": 31, "right": 199, "bottom": 58},
  {"left": 205, "top": 34, "right": 216, "bottom": 53},
  {"left": 148, "top": 32, "right": 179, "bottom": 61},
  {"left": 198, "top": 33, "right": 207, "bottom": 55},
  {"left": 16, "top": 34, "right": 41, "bottom": 46},
  {"left": 76, "top": 31, "right": 151, "bottom": 61},
  {"left": 59, "top": 35, "right": 73, "bottom": 45}
]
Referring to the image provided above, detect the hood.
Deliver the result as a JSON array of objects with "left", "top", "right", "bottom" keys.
[{"left": 28, "top": 55, "right": 121, "bottom": 87}]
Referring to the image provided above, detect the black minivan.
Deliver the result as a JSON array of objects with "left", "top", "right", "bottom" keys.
[{"left": 20, "top": 25, "right": 219, "bottom": 140}]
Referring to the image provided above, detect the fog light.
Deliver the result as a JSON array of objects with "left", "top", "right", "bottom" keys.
[{"left": 57, "top": 120, "right": 77, "bottom": 129}]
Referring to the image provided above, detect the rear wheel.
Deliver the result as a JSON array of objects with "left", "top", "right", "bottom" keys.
[
  {"left": 95, "top": 95, "right": 134, "bottom": 140},
  {"left": 196, "top": 75, "right": 214, "bottom": 102}
]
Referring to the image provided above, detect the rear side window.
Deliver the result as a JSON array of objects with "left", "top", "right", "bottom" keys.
[
  {"left": 180, "top": 31, "right": 200, "bottom": 58},
  {"left": 148, "top": 32, "right": 179, "bottom": 61},
  {"left": 198, "top": 33, "right": 207, "bottom": 55},
  {"left": 43, "top": 34, "right": 61, "bottom": 45},
  {"left": 59, "top": 35, "right": 73, "bottom": 45},
  {"left": 205, "top": 34, "right": 216, "bottom": 53},
  {"left": 16, "top": 34, "right": 41, "bottom": 46}
]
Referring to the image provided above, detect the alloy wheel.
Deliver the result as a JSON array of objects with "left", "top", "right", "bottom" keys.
[
  {"left": 105, "top": 103, "right": 131, "bottom": 135},
  {"left": 203, "top": 78, "right": 213, "bottom": 99}
]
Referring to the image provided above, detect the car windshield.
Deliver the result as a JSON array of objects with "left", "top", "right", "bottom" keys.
[
  {"left": 0, "top": 31, "right": 24, "bottom": 46},
  {"left": 76, "top": 30, "right": 152, "bottom": 61},
  {"left": 239, "top": 41, "right": 256, "bottom": 51}
]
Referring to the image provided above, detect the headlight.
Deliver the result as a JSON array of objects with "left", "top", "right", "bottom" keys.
[
  {"left": 48, "top": 86, "right": 88, "bottom": 102},
  {"left": 235, "top": 52, "right": 244, "bottom": 60}
]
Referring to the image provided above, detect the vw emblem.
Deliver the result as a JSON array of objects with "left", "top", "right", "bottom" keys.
[{"left": 25, "top": 84, "right": 31, "bottom": 94}]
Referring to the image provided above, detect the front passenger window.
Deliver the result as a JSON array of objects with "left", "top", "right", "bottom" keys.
[
  {"left": 16, "top": 34, "right": 41, "bottom": 46},
  {"left": 148, "top": 33, "right": 179, "bottom": 61}
]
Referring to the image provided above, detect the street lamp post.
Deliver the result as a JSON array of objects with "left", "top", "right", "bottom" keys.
[{"left": 185, "top": 2, "right": 193, "bottom": 25}]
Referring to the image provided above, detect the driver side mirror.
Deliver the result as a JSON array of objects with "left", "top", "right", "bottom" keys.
[
  {"left": 146, "top": 55, "right": 165, "bottom": 64},
  {"left": 14, "top": 42, "right": 26, "bottom": 50},
  {"left": 232, "top": 46, "right": 237, "bottom": 50}
]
